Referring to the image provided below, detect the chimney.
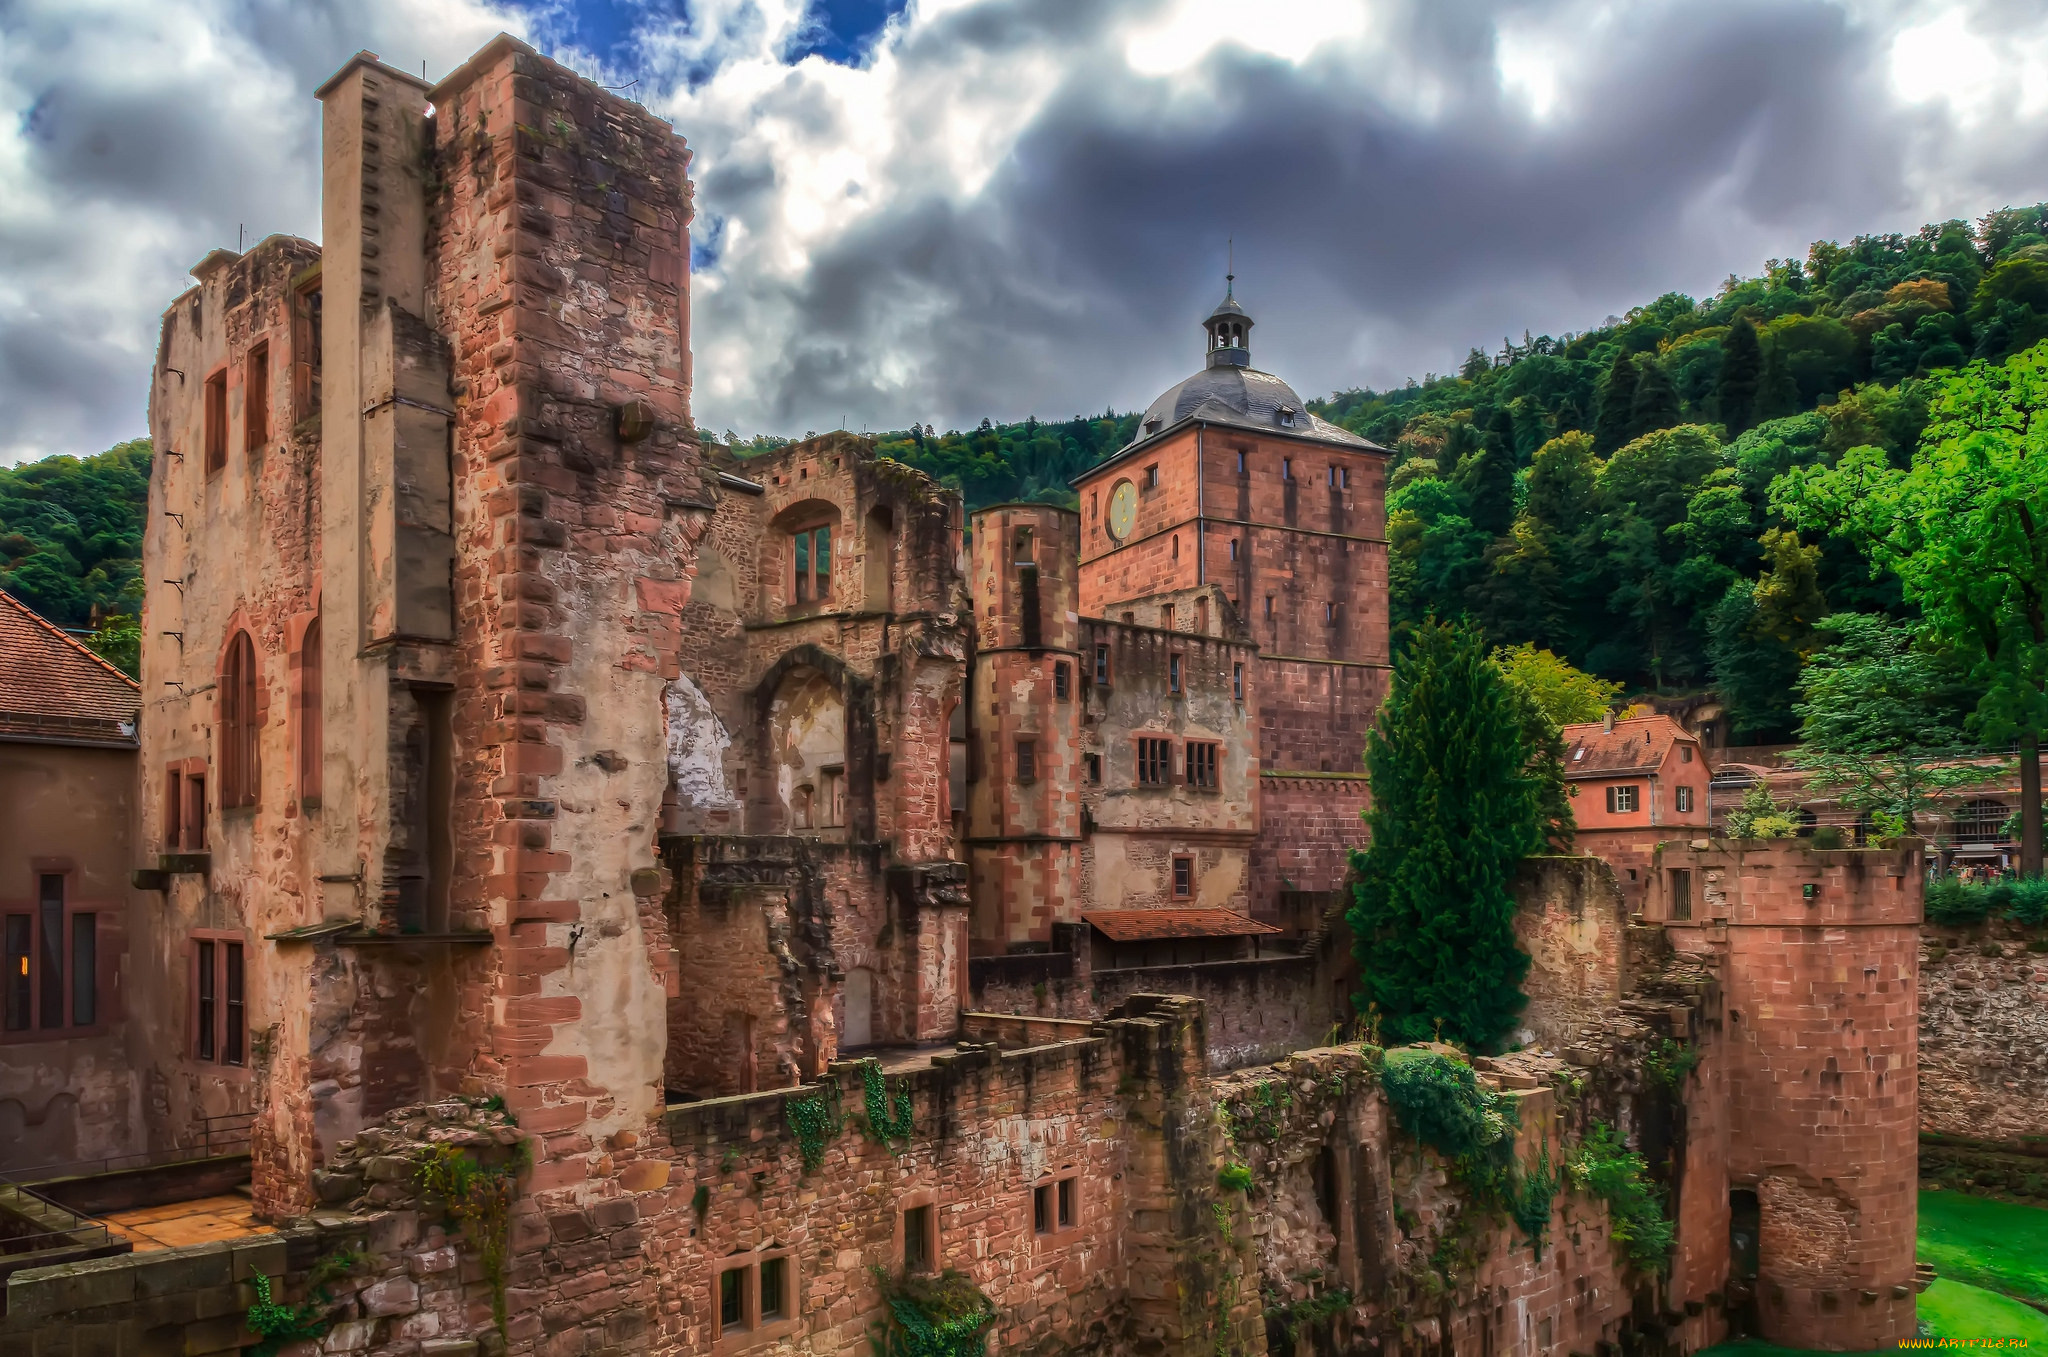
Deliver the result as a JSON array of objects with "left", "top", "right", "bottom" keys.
[{"left": 1603, "top": 710, "right": 1615, "bottom": 734}]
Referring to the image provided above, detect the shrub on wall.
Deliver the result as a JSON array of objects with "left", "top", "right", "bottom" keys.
[
  {"left": 1380, "top": 1048, "right": 1555, "bottom": 1254},
  {"left": 1348, "top": 620, "right": 1542, "bottom": 1051},
  {"left": 1566, "top": 1123, "right": 1675, "bottom": 1273}
]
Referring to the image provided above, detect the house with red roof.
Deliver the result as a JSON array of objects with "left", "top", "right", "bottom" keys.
[
  {"left": 1559, "top": 712, "right": 1710, "bottom": 910},
  {"left": 0, "top": 590, "right": 141, "bottom": 1167}
]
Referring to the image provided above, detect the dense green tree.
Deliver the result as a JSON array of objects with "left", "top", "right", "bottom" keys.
[
  {"left": 1492, "top": 643, "right": 1622, "bottom": 726},
  {"left": 1717, "top": 315, "right": 1762, "bottom": 434},
  {"left": 0, "top": 438, "right": 151, "bottom": 629},
  {"left": 1776, "top": 341, "right": 2048, "bottom": 871},
  {"left": 1347, "top": 621, "right": 1542, "bottom": 1050},
  {"left": 1755, "top": 340, "right": 1800, "bottom": 422},
  {"left": 1789, "top": 613, "right": 1984, "bottom": 836},
  {"left": 1462, "top": 435, "right": 1518, "bottom": 537},
  {"left": 1628, "top": 358, "right": 1682, "bottom": 439},
  {"left": 1593, "top": 351, "right": 1639, "bottom": 454}
]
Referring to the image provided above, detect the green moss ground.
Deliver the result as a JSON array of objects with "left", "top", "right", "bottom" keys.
[
  {"left": 1916, "top": 1278, "right": 2048, "bottom": 1344},
  {"left": 1917, "top": 1189, "right": 2048, "bottom": 1307}
]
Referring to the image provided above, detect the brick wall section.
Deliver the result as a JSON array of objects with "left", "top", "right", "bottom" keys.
[
  {"left": 1916, "top": 919, "right": 2048, "bottom": 1145},
  {"left": 1654, "top": 841, "right": 1921, "bottom": 1351},
  {"left": 1250, "top": 774, "right": 1369, "bottom": 903}
]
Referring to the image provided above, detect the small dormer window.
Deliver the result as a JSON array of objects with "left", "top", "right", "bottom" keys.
[
  {"left": 1145, "top": 418, "right": 1162, "bottom": 435},
  {"left": 1572, "top": 747, "right": 1585, "bottom": 762},
  {"left": 1278, "top": 406, "right": 1297, "bottom": 428}
]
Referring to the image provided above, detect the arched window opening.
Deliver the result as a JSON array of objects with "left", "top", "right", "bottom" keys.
[
  {"left": 220, "top": 631, "right": 259, "bottom": 808},
  {"left": 295, "top": 614, "right": 322, "bottom": 807}
]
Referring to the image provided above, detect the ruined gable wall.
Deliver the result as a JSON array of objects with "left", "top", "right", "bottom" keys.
[
  {"left": 424, "top": 35, "right": 702, "bottom": 1197},
  {"left": 140, "top": 236, "right": 326, "bottom": 1209}
]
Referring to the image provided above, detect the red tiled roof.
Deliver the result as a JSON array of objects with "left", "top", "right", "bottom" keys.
[
  {"left": 1081, "top": 909, "right": 1281, "bottom": 942},
  {"left": 1557, "top": 714, "right": 1695, "bottom": 781},
  {"left": 0, "top": 591, "right": 140, "bottom": 745}
]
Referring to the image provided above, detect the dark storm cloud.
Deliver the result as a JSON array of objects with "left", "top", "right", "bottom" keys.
[{"left": 684, "top": 0, "right": 2048, "bottom": 436}]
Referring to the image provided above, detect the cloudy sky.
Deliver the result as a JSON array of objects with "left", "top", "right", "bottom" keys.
[{"left": 2, "top": 0, "right": 2047, "bottom": 464}]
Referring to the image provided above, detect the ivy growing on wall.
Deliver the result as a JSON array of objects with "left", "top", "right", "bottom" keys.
[
  {"left": 1379, "top": 1048, "right": 1555, "bottom": 1254},
  {"left": 1567, "top": 1123, "right": 1675, "bottom": 1272},
  {"left": 246, "top": 1273, "right": 327, "bottom": 1357},
  {"left": 1642, "top": 1039, "right": 1702, "bottom": 1093},
  {"left": 786, "top": 1080, "right": 846, "bottom": 1173},
  {"left": 868, "top": 1267, "right": 998, "bottom": 1357},
  {"left": 862, "top": 1059, "right": 916, "bottom": 1147},
  {"left": 416, "top": 1141, "right": 526, "bottom": 1334}
]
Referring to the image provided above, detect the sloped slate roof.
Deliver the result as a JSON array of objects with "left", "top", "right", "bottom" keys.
[
  {"left": 0, "top": 591, "right": 140, "bottom": 745},
  {"left": 1082, "top": 908, "right": 1281, "bottom": 942},
  {"left": 1558, "top": 714, "right": 1695, "bottom": 780},
  {"left": 1132, "top": 364, "right": 1376, "bottom": 452}
]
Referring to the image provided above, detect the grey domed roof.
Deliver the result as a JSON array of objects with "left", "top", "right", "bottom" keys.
[{"left": 1131, "top": 364, "right": 1372, "bottom": 451}]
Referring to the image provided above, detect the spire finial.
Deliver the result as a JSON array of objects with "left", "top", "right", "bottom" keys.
[{"left": 1226, "top": 238, "right": 1234, "bottom": 299}]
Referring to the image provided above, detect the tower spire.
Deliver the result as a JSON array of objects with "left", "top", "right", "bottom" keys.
[{"left": 1226, "top": 238, "right": 1234, "bottom": 300}]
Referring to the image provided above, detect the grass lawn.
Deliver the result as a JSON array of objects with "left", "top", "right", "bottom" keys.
[
  {"left": 1918, "top": 1189, "right": 2048, "bottom": 1306},
  {"left": 1918, "top": 1278, "right": 2048, "bottom": 1345}
]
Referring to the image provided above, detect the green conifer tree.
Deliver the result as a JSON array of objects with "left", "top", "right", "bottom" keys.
[
  {"left": 1347, "top": 621, "right": 1542, "bottom": 1050},
  {"left": 1628, "top": 357, "right": 1682, "bottom": 439},
  {"left": 1463, "top": 437, "right": 1518, "bottom": 538},
  {"left": 1717, "top": 314, "right": 1763, "bottom": 435},
  {"left": 1593, "top": 351, "right": 1638, "bottom": 454}
]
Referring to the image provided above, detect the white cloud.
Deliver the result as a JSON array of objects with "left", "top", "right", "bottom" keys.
[{"left": 3, "top": 0, "right": 2048, "bottom": 463}]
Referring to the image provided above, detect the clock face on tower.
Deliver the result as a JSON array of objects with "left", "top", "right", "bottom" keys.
[{"left": 1107, "top": 480, "right": 1138, "bottom": 541}]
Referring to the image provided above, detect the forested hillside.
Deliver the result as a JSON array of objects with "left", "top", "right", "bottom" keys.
[{"left": 13, "top": 204, "right": 2048, "bottom": 727}]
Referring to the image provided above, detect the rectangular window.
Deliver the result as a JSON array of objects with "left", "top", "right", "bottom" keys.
[
  {"left": 1160, "top": 603, "right": 1174, "bottom": 630},
  {"left": 759, "top": 1256, "right": 788, "bottom": 1321},
  {"left": 204, "top": 370, "right": 227, "bottom": 472},
  {"left": 1670, "top": 869, "right": 1693, "bottom": 921},
  {"left": 224, "top": 941, "right": 245, "bottom": 1066},
  {"left": 1196, "top": 598, "right": 1209, "bottom": 632},
  {"left": 1173, "top": 855, "right": 1194, "bottom": 899},
  {"left": 1606, "top": 785, "right": 1639, "bottom": 814},
  {"left": 293, "top": 280, "right": 322, "bottom": 421},
  {"left": 245, "top": 342, "right": 269, "bottom": 452},
  {"left": 1093, "top": 644, "right": 1111, "bottom": 685},
  {"left": 1681, "top": 745, "right": 1694, "bottom": 763},
  {"left": 1015, "top": 740, "right": 1037, "bottom": 783},
  {"left": 1186, "top": 742, "right": 1218, "bottom": 789},
  {"left": 4, "top": 915, "right": 29, "bottom": 1032},
  {"left": 1034, "top": 1174, "right": 1079, "bottom": 1236},
  {"left": 1058, "top": 1177, "right": 1075, "bottom": 1228},
  {"left": 1328, "top": 466, "right": 1337, "bottom": 487},
  {"left": 1084, "top": 753, "right": 1101, "bottom": 784},
  {"left": 1145, "top": 464, "right": 1159, "bottom": 490},
  {"left": 1034, "top": 1182, "right": 1053, "bottom": 1234},
  {"left": 904, "top": 1204, "right": 935, "bottom": 1273},
  {"left": 1325, "top": 602, "right": 1338, "bottom": 626},
  {"left": 165, "top": 767, "right": 184, "bottom": 849},
  {"left": 1236, "top": 450, "right": 1246, "bottom": 476},
  {"left": 1342, "top": 466, "right": 1351, "bottom": 489},
  {"left": 196, "top": 940, "right": 216, "bottom": 1061},
  {"left": 1168, "top": 653, "right": 1182, "bottom": 694},
  {"left": 719, "top": 1266, "right": 746, "bottom": 1331},
  {"left": 1675, "top": 785, "right": 1694, "bottom": 813},
  {"left": 1054, "top": 661, "right": 1071, "bottom": 700},
  {"left": 186, "top": 774, "right": 207, "bottom": 850},
  {"left": 71, "top": 913, "right": 96, "bottom": 1028},
  {"left": 1137, "top": 738, "right": 1172, "bottom": 786},
  {"left": 37, "top": 875, "right": 62, "bottom": 1031},
  {"left": 1232, "top": 662, "right": 1244, "bottom": 702},
  {"left": 1089, "top": 491, "right": 1098, "bottom": 521},
  {"left": 1264, "top": 596, "right": 1273, "bottom": 620},
  {"left": 1282, "top": 457, "right": 1292, "bottom": 480}
]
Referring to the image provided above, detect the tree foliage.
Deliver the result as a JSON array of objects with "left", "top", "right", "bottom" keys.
[
  {"left": 1492, "top": 643, "right": 1623, "bottom": 727},
  {"left": 1348, "top": 622, "right": 1542, "bottom": 1051},
  {"left": 0, "top": 439, "right": 151, "bottom": 629}
]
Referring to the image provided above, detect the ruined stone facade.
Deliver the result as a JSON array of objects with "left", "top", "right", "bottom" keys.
[{"left": 0, "top": 32, "right": 1940, "bottom": 1357}]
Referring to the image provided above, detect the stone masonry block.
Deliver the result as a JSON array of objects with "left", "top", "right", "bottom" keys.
[{"left": 6, "top": 1255, "right": 138, "bottom": 1319}]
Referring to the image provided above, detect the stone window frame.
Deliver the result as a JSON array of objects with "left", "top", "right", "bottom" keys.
[
  {"left": 895, "top": 1188, "right": 941, "bottom": 1275},
  {"left": 1054, "top": 661, "right": 1071, "bottom": 701},
  {"left": 1232, "top": 662, "right": 1244, "bottom": 704},
  {"left": 1135, "top": 737, "right": 1173, "bottom": 786},
  {"left": 1144, "top": 463, "right": 1159, "bottom": 491},
  {"left": 782, "top": 513, "right": 837, "bottom": 610},
  {"left": 1014, "top": 740, "right": 1037, "bottom": 784},
  {"left": 1184, "top": 741, "right": 1219, "bottom": 790},
  {"left": 188, "top": 928, "right": 250, "bottom": 1074},
  {"left": 287, "top": 601, "right": 322, "bottom": 810},
  {"left": 218, "top": 627, "right": 263, "bottom": 811},
  {"left": 1031, "top": 1166, "right": 1082, "bottom": 1242},
  {"left": 1084, "top": 753, "right": 1102, "bottom": 785},
  {"left": 163, "top": 756, "right": 209, "bottom": 852},
  {"left": 1, "top": 861, "right": 115, "bottom": 1044},
  {"left": 1093, "top": 644, "right": 1112, "bottom": 687},
  {"left": 712, "top": 1244, "right": 800, "bottom": 1352},
  {"left": 1171, "top": 854, "right": 1196, "bottom": 899},
  {"left": 1167, "top": 652, "right": 1183, "bottom": 695},
  {"left": 244, "top": 340, "right": 270, "bottom": 455}
]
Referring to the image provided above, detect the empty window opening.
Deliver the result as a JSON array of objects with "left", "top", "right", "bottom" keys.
[
  {"left": 1186, "top": 742, "right": 1218, "bottom": 789},
  {"left": 419, "top": 687, "right": 456, "bottom": 932},
  {"left": 1314, "top": 1144, "right": 1341, "bottom": 1237},
  {"left": 1145, "top": 464, "right": 1159, "bottom": 490},
  {"left": 1264, "top": 596, "right": 1274, "bottom": 620},
  {"left": 1136, "top": 738, "right": 1171, "bottom": 785},
  {"left": 1019, "top": 563, "right": 1042, "bottom": 648},
  {"left": 1196, "top": 598, "right": 1209, "bottom": 632},
  {"left": 1229, "top": 537, "right": 1239, "bottom": 561},
  {"left": 864, "top": 506, "right": 896, "bottom": 612},
  {"left": 1160, "top": 603, "right": 1175, "bottom": 631},
  {"left": 903, "top": 1204, "right": 936, "bottom": 1273},
  {"left": 1084, "top": 753, "right": 1102, "bottom": 784},
  {"left": 1035, "top": 1173, "right": 1079, "bottom": 1236},
  {"left": 1093, "top": 644, "right": 1111, "bottom": 685},
  {"left": 245, "top": 342, "right": 269, "bottom": 453},
  {"left": 1236, "top": 450, "right": 1246, "bottom": 476},
  {"left": 1171, "top": 534, "right": 1179, "bottom": 560},
  {"left": 1168, "top": 653, "right": 1183, "bottom": 693},
  {"left": 1015, "top": 740, "right": 1037, "bottom": 783},
  {"left": 1282, "top": 457, "right": 1292, "bottom": 480},
  {"left": 293, "top": 279, "right": 322, "bottom": 421},
  {"left": 1729, "top": 1190, "right": 1760, "bottom": 1280},
  {"left": 1054, "top": 661, "right": 1071, "bottom": 701},
  {"left": 792, "top": 523, "right": 832, "bottom": 603},
  {"left": 1172, "top": 855, "right": 1194, "bottom": 899},
  {"left": 1232, "top": 663, "right": 1244, "bottom": 702}
]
